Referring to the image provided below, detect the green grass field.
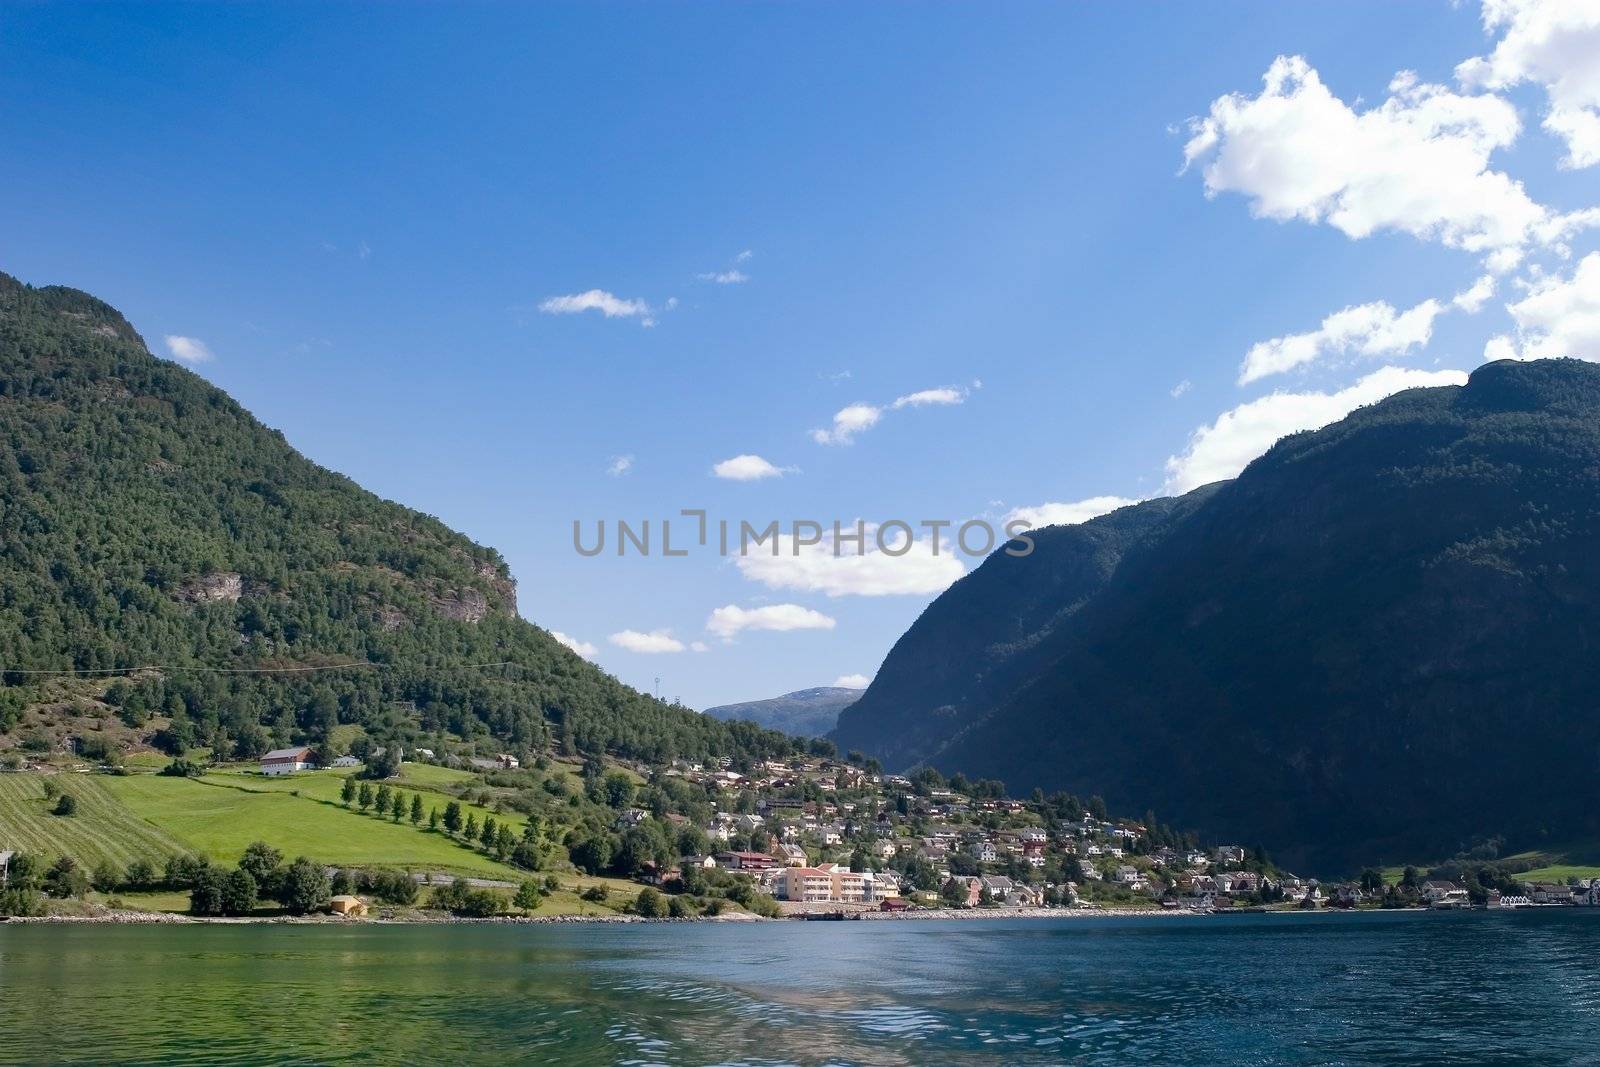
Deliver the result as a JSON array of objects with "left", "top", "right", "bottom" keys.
[
  {"left": 99, "top": 773, "right": 528, "bottom": 878},
  {"left": 3, "top": 765, "right": 661, "bottom": 916},
  {"left": 203, "top": 766, "right": 532, "bottom": 834},
  {"left": 1519, "top": 863, "right": 1600, "bottom": 881},
  {"left": 0, "top": 772, "right": 186, "bottom": 868},
  {"left": 1381, "top": 840, "right": 1600, "bottom": 886}
]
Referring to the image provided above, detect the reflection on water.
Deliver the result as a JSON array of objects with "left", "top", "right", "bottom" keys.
[{"left": 2, "top": 911, "right": 1599, "bottom": 1065}]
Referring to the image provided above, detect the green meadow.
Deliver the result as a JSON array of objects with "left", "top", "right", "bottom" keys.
[
  {"left": 3, "top": 764, "right": 649, "bottom": 915},
  {"left": 1, "top": 766, "right": 536, "bottom": 880},
  {"left": 100, "top": 772, "right": 527, "bottom": 878},
  {"left": 0, "top": 773, "right": 186, "bottom": 869}
]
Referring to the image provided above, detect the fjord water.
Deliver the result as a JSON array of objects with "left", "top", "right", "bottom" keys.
[{"left": 2, "top": 912, "right": 1598, "bottom": 1065}]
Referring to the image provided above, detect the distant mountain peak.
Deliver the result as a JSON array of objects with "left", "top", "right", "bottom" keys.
[{"left": 704, "top": 687, "right": 863, "bottom": 738}]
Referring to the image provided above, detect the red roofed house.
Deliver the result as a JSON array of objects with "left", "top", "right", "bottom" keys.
[{"left": 260, "top": 746, "right": 315, "bottom": 776}]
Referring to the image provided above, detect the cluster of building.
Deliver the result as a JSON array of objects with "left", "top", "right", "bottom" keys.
[
  {"left": 258, "top": 745, "right": 1600, "bottom": 915},
  {"left": 651, "top": 756, "right": 1175, "bottom": 909}
]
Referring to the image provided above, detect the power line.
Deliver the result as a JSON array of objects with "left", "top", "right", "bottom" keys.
[{"left": 0, "top": 660, "right": 520, "bottom": 678}]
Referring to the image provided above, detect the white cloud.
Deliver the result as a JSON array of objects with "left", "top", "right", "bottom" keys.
[
  {"left": 1171, "top": 379, "right": 1194, "bottom": 398},
  {"left": 891, "top": 386, "right": 966, "bottom": 409},
  {"left": 698, "top": 250, "right": 753, "bottom": 284},
  {"left": 810, "top": 385, "right": 969, "bottom": 445},
  {"left": 1164, "top": 366, "right": 1469, "bottom": 493},
  {"left": 607, "top": 629, "right": 686, "bottom": 654},
  {"left": 711, "top": 454, "right": 792, "bottom": 481},
  {"left": 550, "top": 631, "right": 598, "bottom": 659},
  {"left": 1238, "top": 297, "right": 1445, "bottom": 384},
  {"left": 690, "top": 641, "right": 709, "bottom": 653},
  {"left": 705, "top": 603, "right": 837, "bottom": 640},
  {"left": 833, "top": 673, "right": 871, "bottom": 689},
  {"left": 696, "top": 269, "right": 749, "bottom": 284},
  {"left": 164, "top": 335, "right": 215, "bottom": 364},
  {"left": 1453, "top": 273, "right": 1498, "bottom": 313},
  {"left": 811, "top": 403, "right": 883, "bottom": 445},
  {"left": 607, "top": 454, "right": 634, "bottom": 477},
  {"left": 1004, "top": 496, "right": 1142, "bottom": 530},
  {"left": 1182, "top": 55, "right": 1571, "bottom": 267},
  {"left": 1484, "top": 251, "right": 1600, "bottom": 360},
  {"left": 539, "top": 289, "right": 655, "bottom": 325},
  {"left": 1457, "top": 0, "right": 1600, "bottom": 169},
  {"left": 736, "top": 526, "right": 966, "bottom": 598}
]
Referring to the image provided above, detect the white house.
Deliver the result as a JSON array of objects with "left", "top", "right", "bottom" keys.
[
  {"left": 1422, "top": 881, "right": 1470, "bottom": 908},
  {"left": 260, "top": 746, "right": 314, "bottom": 776}
]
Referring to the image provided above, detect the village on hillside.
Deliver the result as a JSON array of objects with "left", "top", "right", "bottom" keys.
[
  {"left": 4, "top": 737, "right": 1598, "bottom": 921},
  {"left": 609, "top": 753, "right": 1600, "bottom": 916}
]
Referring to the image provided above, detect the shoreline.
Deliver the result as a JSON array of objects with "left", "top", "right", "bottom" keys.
[{"left": 2, "top": 904, "right": 1398, "bottom": 926}]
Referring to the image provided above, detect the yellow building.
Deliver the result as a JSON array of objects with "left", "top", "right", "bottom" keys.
[
  {"left": 329, "top": 895, "right": 368, "bottom": 917},
  {"left": 772, "top": 863, "right": 872, "bottom": 903}
]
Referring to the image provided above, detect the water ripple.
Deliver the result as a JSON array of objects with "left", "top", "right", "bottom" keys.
[{"left": 2, "top": 911, "right": 1600, "bottom": 1064}]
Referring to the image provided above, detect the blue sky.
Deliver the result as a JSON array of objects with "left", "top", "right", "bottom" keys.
[{"left": 4, "top": 2, "right": 1598, "bottom": 708}]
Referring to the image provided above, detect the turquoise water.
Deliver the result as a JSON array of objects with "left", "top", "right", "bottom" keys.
[{"left": 2, "top": 911, "right": 1598, "bottom": 1064}]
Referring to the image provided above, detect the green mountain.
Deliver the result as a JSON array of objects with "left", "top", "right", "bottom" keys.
[
  {"left": 835, "top": 359, "right": 1600, "bottom": 872},
  {"left": 0, "top": 271, "right": 796, "bottom": 767},
  {"left": 837, "top": 492, "right": 1218, "bottom": 770},
  {"left": 703, "top": 687, "right": 862, "bottom": 738}
]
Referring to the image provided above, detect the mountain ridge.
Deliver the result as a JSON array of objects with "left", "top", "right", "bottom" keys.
[
  {"left": 0, "top": 270, "right": 797, "bottom": 768},
  {"left": 835, "top": 358, "right": 1600, "bottom": 872},
  {"left": 704, "top": 686, "right": 862, "bottom": 738}
]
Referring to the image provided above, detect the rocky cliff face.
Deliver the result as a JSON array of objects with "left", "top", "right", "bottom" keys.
[
  {"left": 175, "top": 572, "right": 244, "bottom": 604},
  {"left": 431, "top": 588, "right": 491, "bottom": 624}
]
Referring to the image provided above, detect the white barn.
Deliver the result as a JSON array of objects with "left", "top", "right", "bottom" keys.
[{"left": 260, "top": 746, "right": 314, "bottom": 776}]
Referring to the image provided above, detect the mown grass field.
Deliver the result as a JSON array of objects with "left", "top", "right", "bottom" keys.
[
  {"left": 0, "top": 772, "right": 186, "bottom": 868},
  {"left": 203, "top": 766, "right": 534, "bottom": 835},
  {"left": 1381, "top": 840, "right": 1600, "bottom": 886},
  {"left": 1519, "top": 863, "right": 1600, "bottom": 881},
  {"left": 101, "top": 773, "right": 528, "bottom": 878},
  {"left": 4, "top": 765, "right": 655, "bottom": 915}
]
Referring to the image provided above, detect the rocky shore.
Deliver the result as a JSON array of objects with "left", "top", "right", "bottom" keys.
[{"left": 6, "top": 904, "right": 1210, "bottom": 926}]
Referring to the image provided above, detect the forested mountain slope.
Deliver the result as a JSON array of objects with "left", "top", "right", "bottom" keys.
[
  {"left": 0, "top": 271, "right": 795, "bottom": 766},
  {"left": 835, "top": 359, "right": 1600, "bottom": 871},
  {"left": 832, "top": 491, "right": 1217, "bottom": 769}
]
